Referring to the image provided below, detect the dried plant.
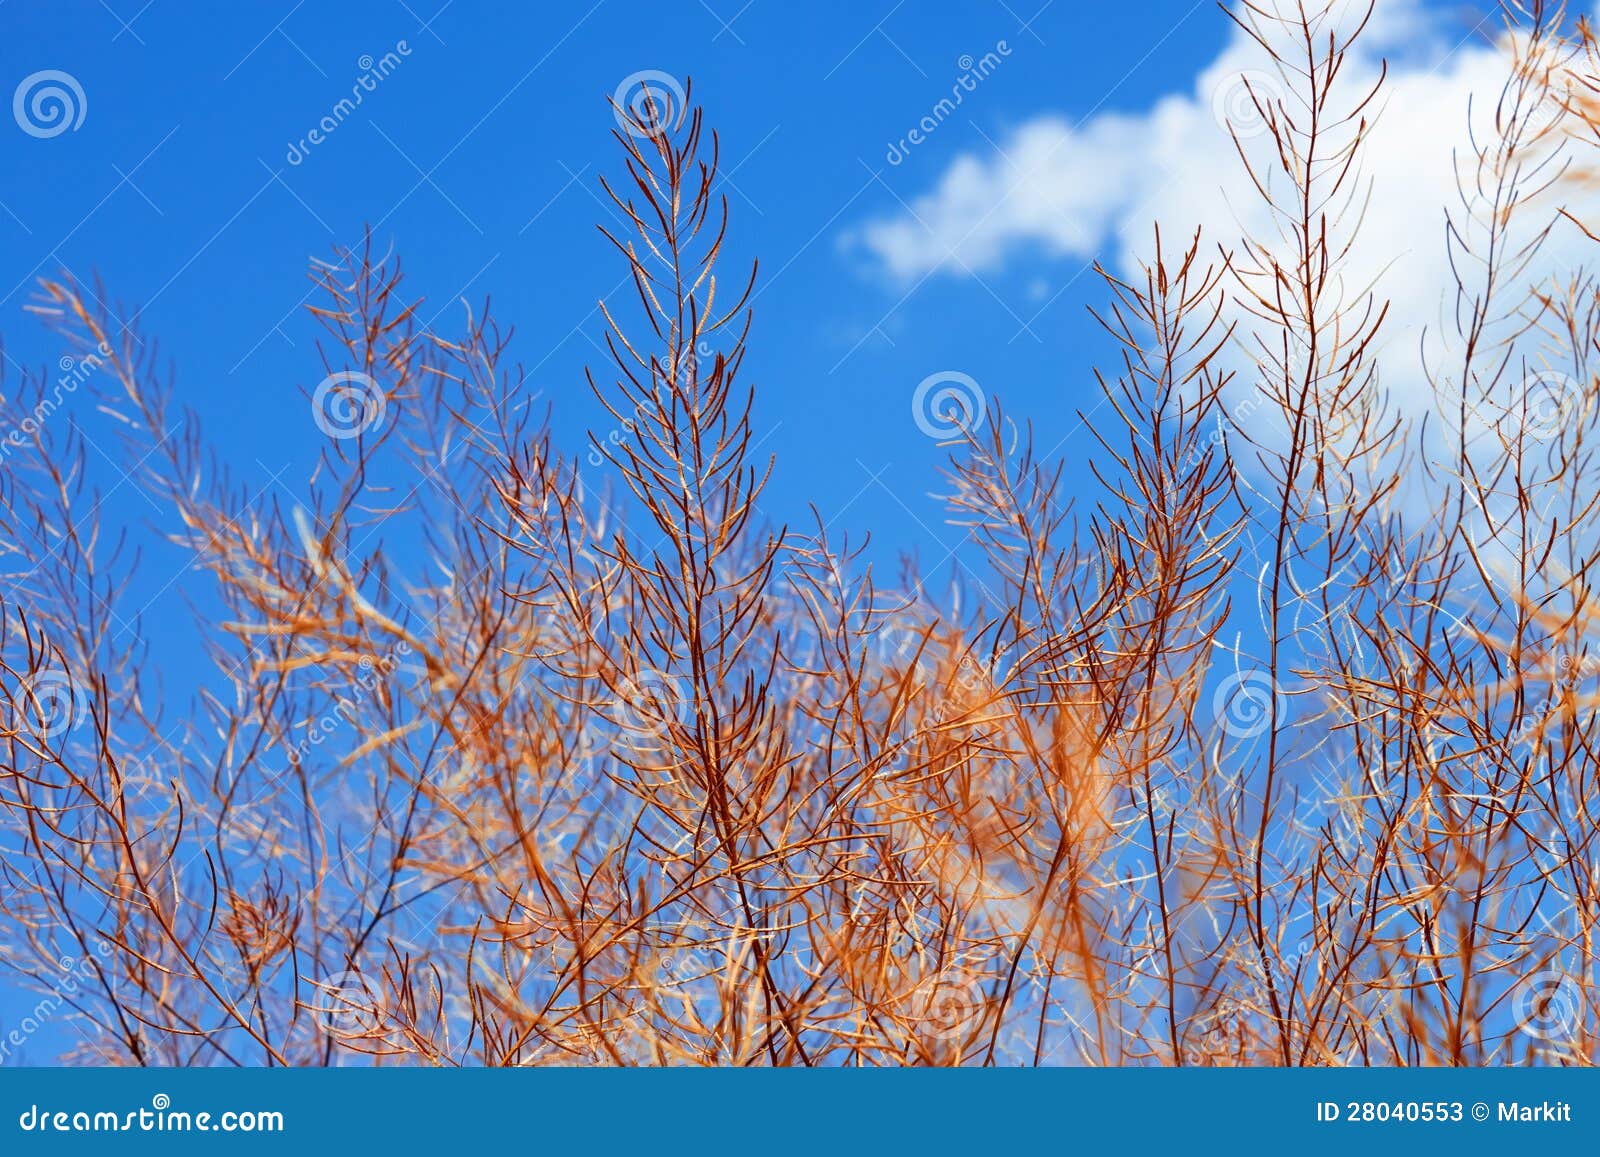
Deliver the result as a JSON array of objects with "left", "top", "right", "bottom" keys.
[{"left": 2, "top": 2, "right": 1599, "bottom": 1067}]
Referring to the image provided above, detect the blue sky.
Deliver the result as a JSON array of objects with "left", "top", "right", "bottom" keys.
[
  {"left": 1, "top": 0, "right": 1519, "bottom": 611},
  {"left": 0, "top": 1, "right": 1241, "bottom": 1053},
  {"left": 0, "top": 0, "right": 1561, "bottom": 1065},
  {"left": 0, "top": 0, "right": 1241, "bottom": 597}
]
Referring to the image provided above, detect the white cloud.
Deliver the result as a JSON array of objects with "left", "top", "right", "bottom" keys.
[
  {"left": 858, "top": 1, "right": 1501, "bottom": 276},
  {"left": 863, "top": 111, "right": 1155, "bottom": 278},
  {"left": 854, "top": 0, "right": 1598, "bottom": 428}
]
